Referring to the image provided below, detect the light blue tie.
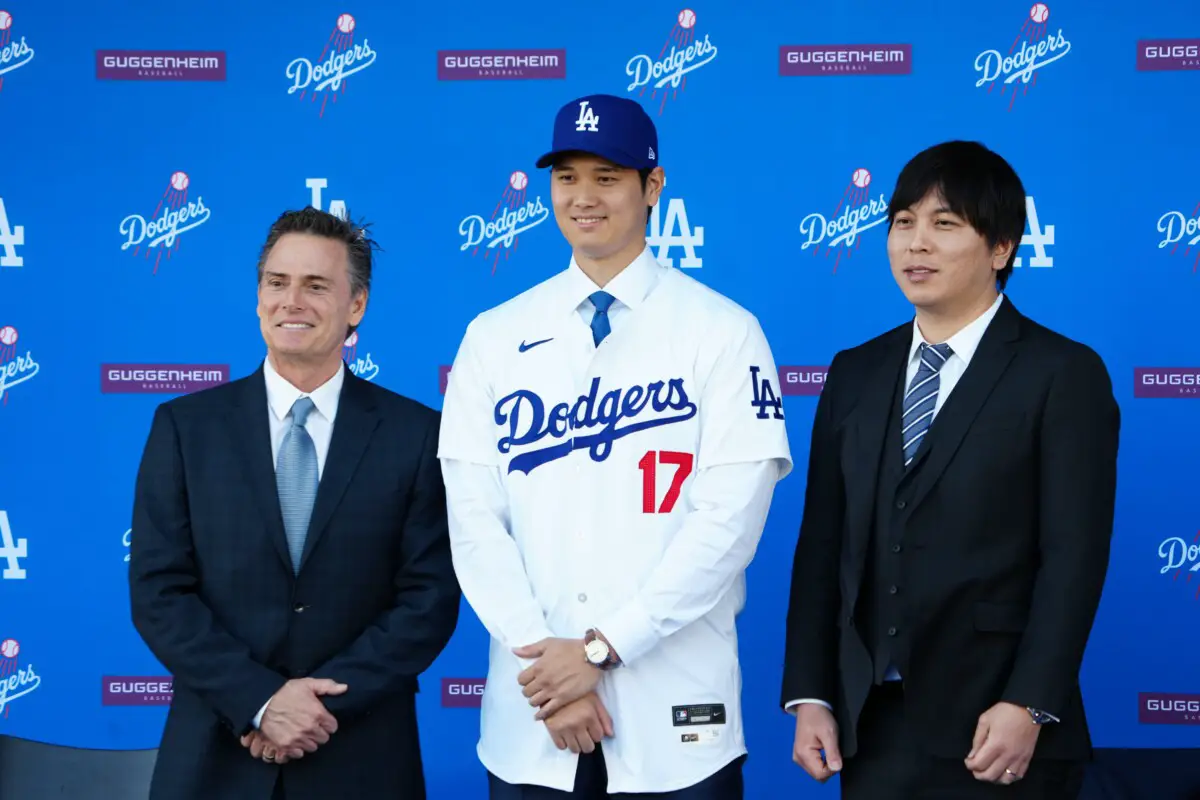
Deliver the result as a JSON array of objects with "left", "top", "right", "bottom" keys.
[
  {"left": 901, "top": 342, "right": 953, "bottom": 467},
  {"left": 276, "top": 397, "right": 318, "bottom": 573},
  {"left": 589, "top": 291, "right": 615, "bottom": 346}
]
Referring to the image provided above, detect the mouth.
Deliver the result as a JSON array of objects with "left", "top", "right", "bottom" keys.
[
  {"left": 903, "top": 265, "right": 937, "bottom": 282},
  {"left": 277, "top": 322, "right": 315, "bottom": 330},
  {"left": 573, "top": 215, "right": 606, "bottom": 230}
]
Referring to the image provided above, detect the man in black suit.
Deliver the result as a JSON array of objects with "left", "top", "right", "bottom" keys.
[
  {"left": 129, "top": 207, "right": 461, "bottom": 800},
  {"left": 781, "top": 141, "right": 1119, "bottom": 799}
]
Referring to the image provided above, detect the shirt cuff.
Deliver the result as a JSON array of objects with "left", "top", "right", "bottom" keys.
[
  {"left": 784, "top": 698, "right": 833, "bottom": 715},
  {"left": 594, "top": 599, "right": 658, "bottom": 667},
  {"left": 252, "top": 698, "right": 271, "bottom": 729}
]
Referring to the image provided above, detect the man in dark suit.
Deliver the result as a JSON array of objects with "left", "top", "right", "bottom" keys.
[
  {"left": 129, "top": 207, "right": 461, "bottom": 800},
  {"left": 781, "top": 141, "right": 1120, "bottom": 799}
]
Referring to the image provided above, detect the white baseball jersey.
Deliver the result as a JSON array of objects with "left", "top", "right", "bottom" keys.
[{"left": 438, "top": 246, "right": 792, "bottom": 794}]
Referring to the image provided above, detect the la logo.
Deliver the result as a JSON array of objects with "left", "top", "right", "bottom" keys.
[
  {"left": 575, "top": 101, "right": 599, "bottom": 132},
  {"left": 749, "top": 366, "right": 784, "bottom": 420}
]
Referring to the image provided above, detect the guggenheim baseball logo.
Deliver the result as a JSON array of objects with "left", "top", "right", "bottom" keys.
[
  {"left": 974, "top": 3, "right": 1072, "bottom": 111},
  {"left": 1134, "top": 367, "right": 1199, "bottom": 398},
  {"left": 102, "top": 676, "right": 173, "bottom": 706},
  {"left": 96, "top": 50, "right": 226, "bottom": 81},
  {"left": 101, "top": 364, "right": 229, "bottom": 394},
  {"left": 779, "top": 366, "right": 829, "bottom": 396},
  {"left": 287, "top": 13, "right": 376, "bottom": 118},
  {"left": 1139, "top": 693, "right": 1200, "bottom": 725},
  {"left": 0, "top": 10, "right": 35, "bottom": 92},
  {"left": 442, "top": 678, "right": 486, "bottom": 708},
  {"left": 1137, "top": 39, "right": 1200, "bottom": 72},
  {"left": 438, "top": 49, "right": 565, "bottom": 80},
  {"left": 0, "top": 639, "right": 40, "bottom": 718},
  {"left": 780, "top": 43, "right": 911, "bottom": 76},
  {"left": 626, "top": 8, "right": 717, "bottom": 115}
]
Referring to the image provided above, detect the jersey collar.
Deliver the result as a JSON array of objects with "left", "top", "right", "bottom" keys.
[{"left": 562, "top": 245, "right": 662, "bottom": 316}]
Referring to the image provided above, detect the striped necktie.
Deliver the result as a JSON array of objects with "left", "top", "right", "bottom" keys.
[
  {"left": 901, "top": 342, "right": 953, "bottom": 467},
  {"left": 276, "top": 396, "right": 318, "bottom": 573}
]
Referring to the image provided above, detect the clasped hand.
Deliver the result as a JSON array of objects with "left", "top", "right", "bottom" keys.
[
  {"left": 964, "top": 702, "right": 1042, "bottom": 784},
  {"left": 514, "top": 637, "right": 613, "bottom": 754},
  {"left": 240, "top": 677, "right": 347, "bottom": 764}
]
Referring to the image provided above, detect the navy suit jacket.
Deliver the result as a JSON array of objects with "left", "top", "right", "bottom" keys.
[{"left": 129, "top": 362, "right": 460, "bottom": 800}]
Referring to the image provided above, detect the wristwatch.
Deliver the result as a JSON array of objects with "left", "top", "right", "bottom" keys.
[
  {"left": 1026, "top": 707, "right": 1057, "bottom": 725},
  {"left": 583, "top": 629, "right": 620, "bottom": 670}
]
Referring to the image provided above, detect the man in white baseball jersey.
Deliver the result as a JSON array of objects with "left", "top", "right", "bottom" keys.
[{"left": 438, "top": 93, "right": 792, "bottom": 799}]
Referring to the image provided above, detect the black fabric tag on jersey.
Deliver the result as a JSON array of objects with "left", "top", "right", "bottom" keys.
[{"left": 672, "top": 703, "right": 726, "bottom": 726}]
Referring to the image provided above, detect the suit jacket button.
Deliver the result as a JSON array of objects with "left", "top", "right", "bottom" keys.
[
  {"left": 888, "top": 626, "right": 897, "bottom": 636},
  {"left": 889, "top": 585, "right": 898, "bottom": 595},
  {"left": 891, "top": 544, "right": 902, "bottom": 553},
  {"left": 293, "top": 603, "right": 306, "bottom": 613},
  {"left": 896, "top": 500, "right": 906, "bottom": 509}
]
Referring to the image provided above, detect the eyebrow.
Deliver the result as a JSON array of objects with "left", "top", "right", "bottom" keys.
[{"left": 263, "top": 271, "right": 330, "bottom": 281}]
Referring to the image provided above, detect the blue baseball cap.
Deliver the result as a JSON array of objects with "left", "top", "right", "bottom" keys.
[{"left": 535, "top": 94, "right": 659, "bottom": 171}]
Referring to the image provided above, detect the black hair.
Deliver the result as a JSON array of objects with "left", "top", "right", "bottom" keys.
[
  {"left": 256, "top": 206, "right": 380, "bottom": 337},
  {"left": 887, "top": 141, "right": 1026, "bottom": 290}
]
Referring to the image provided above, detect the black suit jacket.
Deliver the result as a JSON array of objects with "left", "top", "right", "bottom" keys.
[
  {"left": 129, "top": 362, "right": 461, "bottom": 800},
  {"left": 781, "top": 297, "right": 1120, "bottom": 762}
]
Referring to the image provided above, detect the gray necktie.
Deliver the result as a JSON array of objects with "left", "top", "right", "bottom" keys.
[
  {"left": 901, "top": 342, "right": 953, "bottom": 467},
  {"left": 276, "top": 397, "right": 318, "bottom": 573}
]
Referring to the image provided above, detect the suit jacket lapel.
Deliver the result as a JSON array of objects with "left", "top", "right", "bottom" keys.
[
  {"left": 298, "top": 366, "right": 380, "bottom": 572},
  {"left": 905, "top": 298, "right": 1022, "bottom": 514},
  {"left": 844, "top": 327, "right": 910, "bottom": 572},
  {"left": 233, "top": 365, "right": 294, "bottom": 573}
]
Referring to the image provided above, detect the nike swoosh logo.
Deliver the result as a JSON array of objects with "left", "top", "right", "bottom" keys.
[{"left": 518, "top": 338, "right": 554, "bottom": 353}]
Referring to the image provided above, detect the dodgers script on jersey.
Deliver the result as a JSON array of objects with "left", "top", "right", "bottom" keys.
[{"left": 439, "top": 248, "right": 792, "bottom": 793}]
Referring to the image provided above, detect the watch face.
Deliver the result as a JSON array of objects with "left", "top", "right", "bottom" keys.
[{"left": 585, "top": 639, "right": 609, "bottom": 663}]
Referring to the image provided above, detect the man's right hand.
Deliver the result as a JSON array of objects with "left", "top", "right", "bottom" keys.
[
  {"left": 792, "top": 703, "right": 842, "bottom": 782},
  {"left": 543, "top": 692, "right": 614, "bottom": 754},
  {"left": 258, "top": 678, "right": 348, "bottom": 759}
]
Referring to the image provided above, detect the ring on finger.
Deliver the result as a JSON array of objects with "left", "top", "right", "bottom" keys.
[{"left": 1004, "top": 768, "right": 1021, "bottom": 780}]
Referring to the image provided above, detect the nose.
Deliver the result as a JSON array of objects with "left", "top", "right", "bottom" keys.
[
  {"left": 282, "top": 283, "right": 306, "bottom": 310},
  {"left": 907, "top": 221, "right": 934, "bottom": 252}
]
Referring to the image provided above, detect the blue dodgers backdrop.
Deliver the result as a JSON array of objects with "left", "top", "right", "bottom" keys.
[{"left": 1, "top": 0, "right": 1198, "bottom": 797}]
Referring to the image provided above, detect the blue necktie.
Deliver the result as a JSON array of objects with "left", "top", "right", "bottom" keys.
[
  {"left": 901, "top": 342, "right": 953, "bottom": 467},
  {"left": 589, "top": 291, "right": 615, "bottom": 346},
  {"left": 276, "top": 396, "right": 318, "bottom": 573}
]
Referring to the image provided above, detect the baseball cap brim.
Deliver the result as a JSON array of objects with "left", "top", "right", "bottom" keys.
[{"left": 535, "top": 143, "right": 650, "bottom": 171}]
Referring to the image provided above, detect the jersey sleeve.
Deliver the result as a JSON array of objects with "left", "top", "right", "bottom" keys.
[
  {"left": 695, "top": 312, "right": 793, "bottom": 479},
  {"left": 437, "top": 318, "right": 501, "bottom": 467}
]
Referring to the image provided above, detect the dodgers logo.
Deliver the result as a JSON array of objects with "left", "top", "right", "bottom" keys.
[
  {"left": 1156, "top": 202, "right": 1200, "bottom": 272},
  {"left": 119, "top": 172, "right": 211, "bottom": 274},
  {"left": 0, "top": 638, "right": 40, "bottom": 717},
  {"left": 626, "top": 8, "right": 717, "bottom": 115},
  {"left": 800, "top": 168, "right": 889, "bottom": 273},
  {"left": 496, "top": 377, "right": 697, "bottom": 474},
  {"left": 342, "top": 331, "right": 379, "bottom": 381},
  {"left": 459, "top": 171, "right": 550, "bottom": 274},
  {"left": 974, "top": 4, "right": 1072, "bottom": 111},
  {"left": 286, "top": 13, "right": 377, "bottom": 118},
  {"left": 0, "top": 325, "right": 40, "bottom": 406},
  {"left": 750, "top": 366, "right": 784, "bottom": 419},
  {"left": 0, "top": 10, "right": 35, "bottom": 94}
]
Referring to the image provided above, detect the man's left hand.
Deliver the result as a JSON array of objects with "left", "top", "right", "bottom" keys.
[
  {"left": 513, "top": 637, "right": 602, "bottom": 721},
  {"left": 964, "top": 702, "right": 1042, "bottom": 784},
  {"left": 240, "top": 730, "right": 292, "bottom": 764}
]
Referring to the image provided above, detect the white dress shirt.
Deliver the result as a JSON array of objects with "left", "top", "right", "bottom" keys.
[
  {"left": 786, "top": 293, "right": 1005, "bottom": 714},
  {"left": 250, "top": 356, "right": 344, "bottom": 728},
  {"left": 439, "top": 247, "right": 793, "bottom": 793}
]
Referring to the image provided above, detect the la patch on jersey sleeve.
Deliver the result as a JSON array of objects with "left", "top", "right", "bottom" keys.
[
  {"left": 695, "top": 315, "right": 792, "bottom": 479},
  {"left": 437, "top": 319, "right": 501, "bottom": 467}
]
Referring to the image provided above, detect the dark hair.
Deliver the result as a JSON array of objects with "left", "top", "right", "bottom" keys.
[
  {"left": 256, "top": 207, "right": 380, "bottom": 336},
  {"left": 887, "top": 141, "right": 1026, "bottom": 290}
]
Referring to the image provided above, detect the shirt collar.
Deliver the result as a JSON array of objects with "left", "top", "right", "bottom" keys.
[
  {"left": 908, "top": 293, "right": 1005, "bottom": 367},
  {"left": 561, "top": 245, "right": 662, "bottom": 316},
  {"left": 263, "top": 355, "right": 345, "bottom": 424}
]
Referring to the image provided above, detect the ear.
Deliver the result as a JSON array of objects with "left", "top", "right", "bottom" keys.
[
  {"left": 349, "top": 289, "right": 368, "bottom": 325},
  {"left": 644, "top": 166, "right": 666, "bottom": 209},
  {"left": 991, "top": 240, "right": 1015, "bottom": 272}
]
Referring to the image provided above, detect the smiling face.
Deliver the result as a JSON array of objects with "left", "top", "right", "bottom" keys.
[
  {"left": 550, "top": 152, "right": 664, "bottom": 270},
  {"left": 887, "top": 189, "right": 1014, "bottom": 318},
  {"left": 256, "top": 232, "right": 366, "bottom": 368}
]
